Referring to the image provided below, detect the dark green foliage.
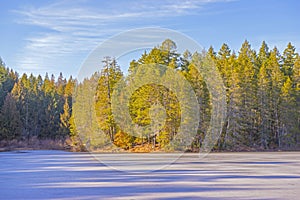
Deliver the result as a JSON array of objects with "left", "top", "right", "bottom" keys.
[
  {"left": 0, "top": 58, "right": 17, "bottom": 107},
  {"left": 282, "top": 42, "right": 298, "bottom": 77},
  {"left": 1, "top": 67, "right": 74, "bottom": 143},
  {"left": 0, "top": 40, "right": 299, "bottom": 151},
  {"left": 0, "top": 93, "right": 21, "bottom": 140}
]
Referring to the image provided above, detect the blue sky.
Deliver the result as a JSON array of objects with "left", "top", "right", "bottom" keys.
[{"left": 0, "top": 0, "right": 299, "bottom": 78}]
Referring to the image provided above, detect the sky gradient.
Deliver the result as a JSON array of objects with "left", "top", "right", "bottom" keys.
[{"left": 0, "top": 0, "right": 299, "bottom": 78}]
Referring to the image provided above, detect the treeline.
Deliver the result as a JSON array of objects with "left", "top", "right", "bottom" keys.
[
  {"left": 73, "top": 39, "right": 299, "bottom": 151},
  {"left": 0, "top": 59, "right": 75, "bottom": 145},
  {"left": 0, "top": 39, "right": 299, "bottom": 151}
]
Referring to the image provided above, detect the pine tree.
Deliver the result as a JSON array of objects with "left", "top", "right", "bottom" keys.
[
  {"left": 95, "top": 57, "right": 123, "bottom": 143},
  {"left": 234, "top": 40, "right": 258, "bottom": 147},
  {"left": 73, "top": 75, "right": 105, "bottom": 150},
  {"left": 292, "top": 56, "right": 300, "bottom": 145},
  {"left": 258, "top": 41, "right": 270, "bottom": 65},
  {"left": 59, "top": 98, "right": 71, "bottom": 138},
  {"left": 217, "top": 43, "right": 231, "bottom": 82},
  {"left": 182, "top": 54, "right": 211, "bottom": 150},
  {"left": 280, "top": 77, "right": 296, "bottom": 147},
  {"left": 217, "top": 51, "right": 238, "bottom": 149},
  {"left": 0, "top": 93, "right": 22, "bottom": 140},
  {"left": 257, "top": 61, "right": 271, "bottom": 148},
  {"left": 282, "top": 42, "right": 298, "bottom": 77},
  {"left": 0, "top": 62, "right": 16, "bottom": 107},
  {"left": 292, "top": 55, "right": 300, "bottom": 91},
  {"left": 267, "top": 48, "right": 285, "bottom": 148}
]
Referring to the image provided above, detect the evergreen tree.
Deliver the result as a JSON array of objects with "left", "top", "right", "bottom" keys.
[
  {"left": 0, "top": 93, "right": 22, "bottom": 140},
  {"left": 282, "top": 42, "right": 298, "bottom": 77},
  {"left": 268, "top": 48, "right": 285, "bottom": 148},
  {"left": 280, "top": 77, "right": 296, "bottom": 147},
  {"left": 0, "top": 61, "right": 16, "bottom": 107},
  {"left": 234, "top": 40, "right": 258, "bottom": 147},
  {"left": 0, "top": 40, "right": 299, "bottom": 151},
  {"left": 258, "top": 41, "right": 270, "bottom": 65},
  {"left": 59, "top": 98, "right": 71, "bottom": 138},
  {"left": 95, "top": 57, "right": 123, "bottom": 143},
  {"left": 292, "top": 56, "right": 300, "bottom": 145},
  {"left": 257, "top": 61, "right": 271, "bottom": 148}
]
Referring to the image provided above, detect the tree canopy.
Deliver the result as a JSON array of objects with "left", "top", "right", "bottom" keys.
[{"left": 0, "top": 40, "right": 299, "bottom": 151}]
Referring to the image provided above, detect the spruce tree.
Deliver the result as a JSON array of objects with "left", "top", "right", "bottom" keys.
[
  {"left": 282, "top": 42, "right": 298, "bottom": 77},
  {"left": 0, "top": 93, "right": 22, "bottom": 140}
]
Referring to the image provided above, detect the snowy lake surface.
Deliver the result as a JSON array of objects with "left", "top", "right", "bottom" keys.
[{"left": 0, "top": 150, "right": 300, "bottom": 199}]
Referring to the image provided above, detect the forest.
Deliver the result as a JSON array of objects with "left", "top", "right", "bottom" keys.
[{"left": 0, "top": 39, "right": 299, "bottom": 152}]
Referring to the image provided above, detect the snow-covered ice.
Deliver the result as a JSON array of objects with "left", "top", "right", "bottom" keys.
[{"left": 1, "top": 150, "right": 300, "bottom": 199}]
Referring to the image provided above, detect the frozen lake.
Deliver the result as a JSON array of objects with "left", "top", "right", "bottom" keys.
[{"left": 1, "top": 150, "right": 300, "bottom": 199}]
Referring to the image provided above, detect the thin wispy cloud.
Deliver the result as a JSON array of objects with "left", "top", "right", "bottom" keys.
[{"left": 14, "top": 0, "right": 231, "bottom": 76}]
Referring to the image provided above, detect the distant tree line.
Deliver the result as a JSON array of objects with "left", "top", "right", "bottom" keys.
[
  {"left": 0, "top": 60, "right": 75, "bottom": 145},
  {"left": 0, "top": 39, "right": 299, "bottom": 151}
]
